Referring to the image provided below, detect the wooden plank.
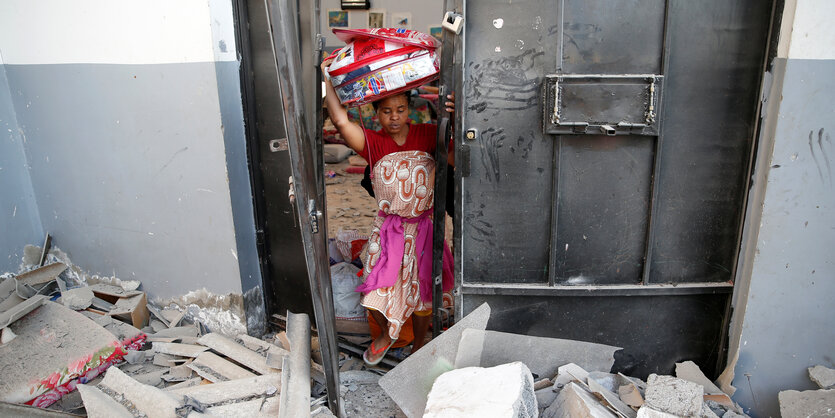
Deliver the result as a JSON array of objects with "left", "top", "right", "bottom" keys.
[
  {"left": 151, "top": 342, "right": 208, "bottom": 358},
  {"left": 197, "top": 333, "right": 278, "bottom": 375},
  {"left": 188, "top": 351, "right": 257, "bottom": 382}
]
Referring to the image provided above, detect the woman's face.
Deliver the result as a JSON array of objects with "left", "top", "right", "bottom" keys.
[{"left": 376, "top": 94, "right": 409, "bottom": 136}]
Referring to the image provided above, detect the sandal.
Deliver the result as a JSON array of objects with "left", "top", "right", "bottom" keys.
[{"left": 363, "top": 338, "right": 396, "bottom": 366}]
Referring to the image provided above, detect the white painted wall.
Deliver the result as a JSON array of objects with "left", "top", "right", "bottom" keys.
[
  {"left": 320, "top": 0, "right": 445, "bottom": 47},
  {"left": 0, "top": 0, "right": 253, "bottom": 301},
  {"left": 0, "top": 0, "right": 236, "bottom": 64},
  {"left": 728, "top": 1, "right": 835, "bottom": 415}
]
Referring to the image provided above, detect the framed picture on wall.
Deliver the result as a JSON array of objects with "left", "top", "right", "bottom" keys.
[
  {"left": 328, "top": 10, "right": 349, "bottom": 28},
  {"left": 367, "top": 9, "right": 385, "bottom": 29},
  {"left": 392, "top": 12, "right": 411, "bottom": 30},
  {"left": 429, "top": 26, "right": 443, "bottom": 40}
]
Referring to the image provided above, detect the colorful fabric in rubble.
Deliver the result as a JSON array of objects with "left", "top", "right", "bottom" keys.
[{"left": 324, "top": 28, "right": 440, "bottom": 105}]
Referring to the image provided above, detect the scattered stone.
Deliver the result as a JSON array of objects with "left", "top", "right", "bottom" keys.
[
  {"left": 424, "top": 362, "right": 537, "bottom": 418},
  {"left": 380, "top": 302, "right": 491, "bottom": 418},
  {"left": 535, "top": 378, "right": 554, "bottom": 391},
  {"left": 553, "top": 363, "right": 590, "bottom": 388},
  {"left": 587, "top": 374, "right": 637, "bottom": 418},
  {"left": 619, "top": 382, "right": 645, "bottom": 408},
  {"left": 809, "top": 365, "right": 835, "bottom": 389},
  {"left": 644, "top": 374, "right": 704, "bottom": 417},
  {"left": 123, "top": 350, "right": 147, "bottom": 365},
  {"left": 544, "top": 381, "right": 616, "bottom": 418},
  {"left": 60, "top": 287, "right": 94, "bottom": 310},
  {"left": 778, "top": 388, "right": 835, "bottom": 418},
  {"left": 339, "top": 370, "right": 404, "bottom": 417}
]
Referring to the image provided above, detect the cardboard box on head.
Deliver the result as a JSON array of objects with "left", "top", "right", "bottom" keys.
[{"left": 324, "top": 28, "right": 440, "bottom": 106}]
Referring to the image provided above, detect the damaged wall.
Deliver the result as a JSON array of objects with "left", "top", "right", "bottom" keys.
[
  {"left": 730, "top": 0, "right": 835, "bottom": 415},
  {"left": 0, "top": 1, "right": 261, "bottom": 304},
  {"left": 0, "top": 49, "right": 43, "bottom": 272}
]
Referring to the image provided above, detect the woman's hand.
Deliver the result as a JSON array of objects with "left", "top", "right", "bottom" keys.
[
  {"left": 444, "top": 92, "right": 455, "bottom": 115},
  {"left": 320, "top": 56, "right": 334, "bottom": 76}
]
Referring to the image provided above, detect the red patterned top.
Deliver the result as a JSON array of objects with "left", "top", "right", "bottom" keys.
[{"left": 358, "top": 123, "right": 436, "bottom": 168}]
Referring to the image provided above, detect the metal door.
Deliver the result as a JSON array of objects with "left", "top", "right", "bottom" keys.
[
  {"left": 263, "top": 0, "right": 341, "bottom": 413},
  {"left": 453, "top": 0, "right": 774, "bottom": 378}
]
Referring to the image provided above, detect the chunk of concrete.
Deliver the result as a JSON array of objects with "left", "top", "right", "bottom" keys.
[
  {"left": 676, "top": 361, "right": 734, "bottom": 408},
  {"left": 778, "top": 388, "right": 835, "bottom": 418},
  {"left": 188, "top": 351, "right": 256, "bottom": 382},
  {"left": 809, "top": 365, "right": 835, "bottom": 389},
  {"left": 536, "top": 387, "right": 559, "bottom": 413},
  {"left": 644, "top": 374, "right": 703, "bottom": 417},
  {"left": 379, "top": 302, "right": 491, "bottom": 418},
  {"left": 61, "top": 287, "right": 94, "bottom": 310},
  {"left": 544, "top": 381, "right": 617, "bottom": 418},
  {"left": 197, "top": 333, "right": 278, "bottom": 375},
  {"left": 78, "top": 366, "right": 181, "bottom": 418},
  {"left": 0, "top": 295, "right": 47, "bottom": 328},
  {"left": 151, "top": 342, "right": 208, "bottom": 358},
  {"left": 587, "top": 375, "right": 637, "bottom": 418},
  {"left": 424, "top": 362, "right": 537, "bottom": 418},
  {"left": 455, "top": 329, "right": 621, "bottom": 381},
  {"left": 0, "top": 301, "right": 121, "bottom": 405},
  {"left": 618, "top": 382, "right": 644, "bottom": 409},
  {"left": 168, "top": 374, "right": 281, "bottom": 405},
  {"left": 553, "top": 363, "right": 590, "bottom": 388}
]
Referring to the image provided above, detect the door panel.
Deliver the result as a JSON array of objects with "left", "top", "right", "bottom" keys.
[
  {"left": 555, "top": 136, "right": 653, "bottom": 284},
  {"left": 562, "top": 0, "right": 666, "bottom": 74},
  {"left": 462, "top": 0, "right": 559, "bottom": 285},
  {"left": 649, "top": 1, "right": 772, "bottom": 283},
  {"left": 456, "top": 0, "right": 773, "bottom": 378}
]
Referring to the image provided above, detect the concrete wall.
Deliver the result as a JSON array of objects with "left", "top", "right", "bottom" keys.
[
  {"left": 0, "top": 50, "right": 43, "bottom": 272},
  {"left": 0, "top": 0, "right": 260, "bottom": 300},
  {"left": 730, "top": 0, "right": 835, "bottom": 415},
  {"left": 320, "top": 0, "right": 445, "bottom": 47}
]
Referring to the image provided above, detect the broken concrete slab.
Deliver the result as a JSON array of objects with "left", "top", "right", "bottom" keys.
[
  {"left": 455, "top": 328, "right": 621, "bottom": 380},
  {"left": 618, "top": 382, "right": 644, "bottom": 409},
  {"left": 809, "top": 365, "right": 835, "bottom": 389},
  {"left": 153, "top": 352, "right": 178, "bottom": 367},
  {"left": 266, "top": 344, "right": 290, "bottom": 369},
  {"left": 279, "top": 311, "right": 312, "bottom": 418},
  {"left": 676, "top": 361, "right": 735, "bottom": 408},
  {"left": 554, "top": 363, "right": 590, "bottom": 388},
  {"left": 0, "top": 399, "right": 83, "bottom": 417},
  {"left": 587, "top": 375, "right": 637, "bottom": 418},
  {"left": 424, "top": 362, "right": 537, "bottom": 418},
  {"left": 535, "top": 378, "right": 554, "bottom": 391},
  {"left": 162, "top": 376, "right": 202, "bottom": 391},
  {"left": 151, "top": 342, "right": 208, "bottom": 358},
  {"left": 197, "top": 333, "right": 278, "bottom": 375},
  {"left": 161, "top": 364, "right": 193, "bottom": 382},
  {"left": 16, "top": 262, "right": 67, "bottom": 287},
  {"left": 644, "top": 374, "right": 703, "bottom": 417},
  {"left": 0, "top": 294, "right": 47, "bottom": 328},
  {"left": 77, "top": 366, "right": 181, "bottom": 417},
  {"left": 380, "top": 302, "right": 491, "bottom": 418},
  {"left": 536, "top": 386, "right": 559, "bottom": 414},
  {"left": 123, "top": 350, "right": 147, "bottom": 364},
  {"left": 75, "top": 384, "right": 134, "bottom": 418},
  {"left": 168, "top": 374, "right": 281, "bottom": 405},
  {"left": 61, "top": 287, "right": 94, "bottom": 311},
  {"left": 130, "top": 369, "right": 167, "bottom": 387},
  {"left": 188, "top": 351, "right": 256, "bottom": 382},
  {"left": 205, "top": 397, "right": 281, "bottom": 417},
  {"left": 0, "top": 301, "right": 122, "bottom": 406},
  {"left": 778, "top": 388, "right": 835, "bottom": 418},
  {"left": 544, "top": 381, "right": 617, "bottom": 418}
]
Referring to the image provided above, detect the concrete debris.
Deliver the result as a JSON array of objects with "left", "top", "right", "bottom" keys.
[
  {"left": 778, "top": 388, "right": 835, "bottom": 418},
  {"left": 424, "top": 362, "right": 538, "bottom": 418},
  {"left": 188, "top": 351, "right": 256, "bottom": 382},
  {"left": 544, "top": 381, "right": 617, "bottom": 418},
  {"left": 554, "top": 363, "right": 591, "bottom": 388},
  {"left": 0, "top": 294, "right": 47, "bottom": 328},
  {"left": 152, "top": 342, "right": 209, "bottom": 358},
  {"left": 644, "top": 374, "right": 704, "bottom": 417},
  {"left": 197, "top": 332, "right": 279, "bottom": 375},
  {"left": 380, "top": 302, "right": 491, "bottom": 418},
  {"left": 279, "top": 311, "right": 312, "bottom": 418},
  {"left": 588, "top": 374, "right": 638, "bottom": 418},
  {"left": 809, "top": 365, "right": 835, "bottom": 389},
  {"left": 454, "top": 328, "right": 621, "bottom": 380},
  {"left": 635, "top": 405, "right": 678, "bottom": 418},
  {"left": 340, "top": 370, "right": 404, "bottom": 417},
  {"left": 60, "top": 287, "right": 94, "bottom": 310}
]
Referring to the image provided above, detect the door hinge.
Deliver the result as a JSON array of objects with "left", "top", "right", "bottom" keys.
[{"left": 308, "top": 199, "right": 323, "bottom": 234}]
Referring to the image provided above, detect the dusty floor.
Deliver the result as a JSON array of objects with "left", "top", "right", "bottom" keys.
[{"left": 325, "top": 160, "right": 379, "bottom": 239}]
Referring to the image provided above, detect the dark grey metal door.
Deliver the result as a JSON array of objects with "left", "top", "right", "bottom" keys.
[{"left": 454, "top": 0, "right": 774, "bottom": 378}]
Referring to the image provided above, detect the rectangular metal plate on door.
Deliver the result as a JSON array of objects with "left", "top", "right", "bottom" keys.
[{"left": 543, "top": 74, "right": 663, "bottom": 136}]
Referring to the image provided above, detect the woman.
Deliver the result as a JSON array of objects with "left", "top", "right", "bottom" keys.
[{"left": 321, "top": 57, "right": 454, "bottom": 366}]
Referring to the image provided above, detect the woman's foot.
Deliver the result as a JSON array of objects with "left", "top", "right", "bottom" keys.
[{"left": 363, "top": 335, "right": 395, "bottom": 366}]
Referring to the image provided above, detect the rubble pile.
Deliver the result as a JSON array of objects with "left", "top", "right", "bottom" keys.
[{"left": 0, "top": 245, "right": 334, "bottom": 417}]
